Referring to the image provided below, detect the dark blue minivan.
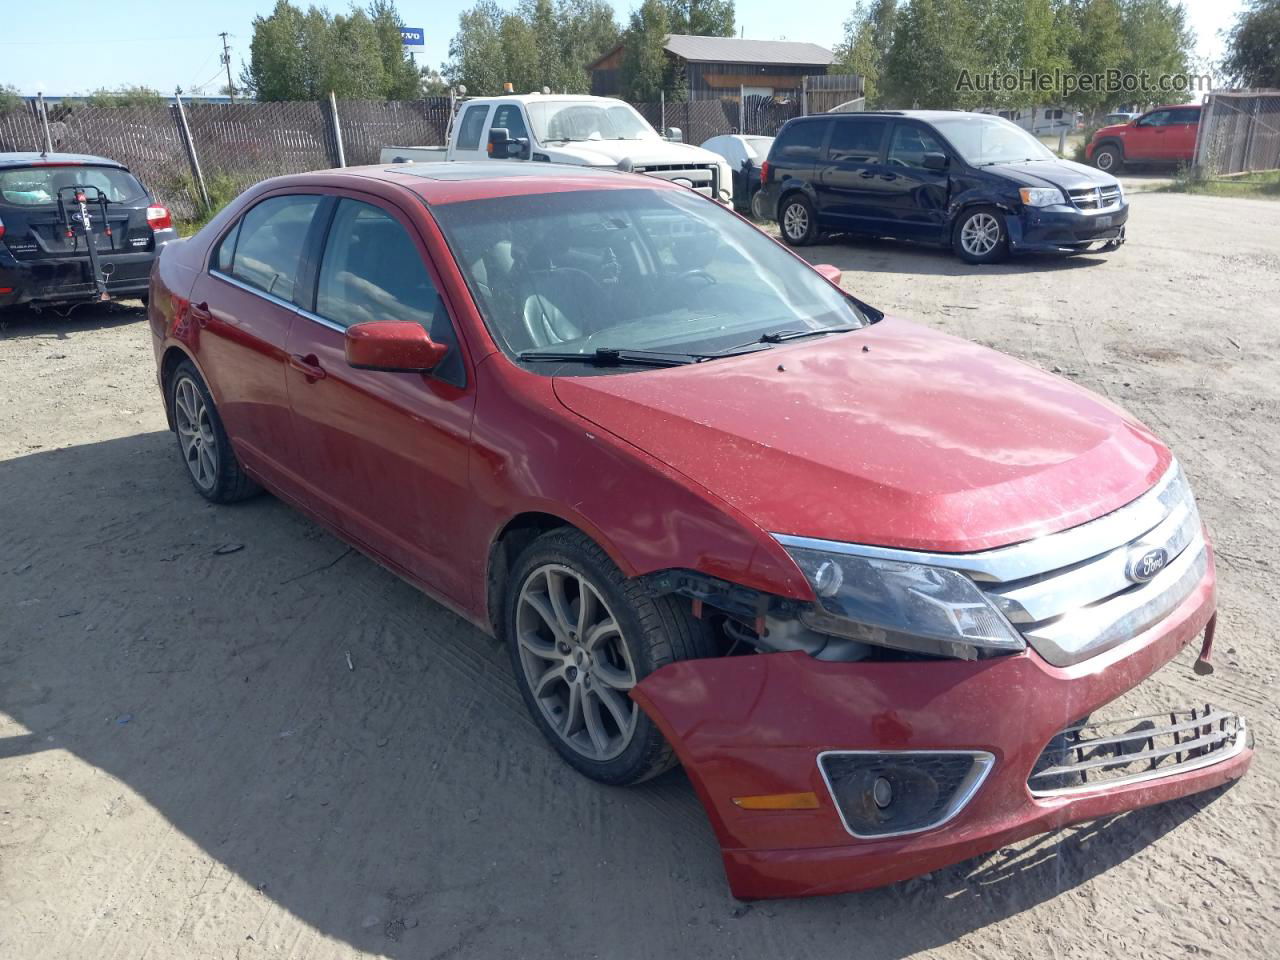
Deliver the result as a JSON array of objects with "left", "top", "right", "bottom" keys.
[{"left": 755, "top": 111, "right": 1128, "bottom": 263}]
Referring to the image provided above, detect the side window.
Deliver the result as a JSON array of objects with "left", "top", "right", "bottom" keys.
[
  {"left": 492, "top": 104, "right": 528, "bottom": 140},
  {"left": 224, "top": 194, "right": 321, "bottom": 303},
  {"left": 776, "top": 121, "right": 827, "bottom": 161},
  {"left": 887, "top": 124, "right": 947, "bottom": 168},
  {"left": 456, "top": 104, "right": 490, "bottom": 150},
  {"left": 1172, "top": 108, "right": 1201, "bottom": 125},
  {"left": 213, "top": 219, "right": 240, "bottom": 273},
  {"left": 1141, "top": 110, "right": 1172, "bottom": 127},
  {"left": 827, "top": 120, "right": 887, "bottom": 163}
]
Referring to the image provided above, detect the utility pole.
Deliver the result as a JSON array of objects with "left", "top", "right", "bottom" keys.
[{"left": 219, "top": 32, "right": 235, "bottom": 102}]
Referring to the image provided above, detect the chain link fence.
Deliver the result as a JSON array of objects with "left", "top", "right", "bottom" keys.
[
  {"left": 1193, "top": 90, "right": 1280, "bottom": 176},
  {"left": 1, "top": 92, "right": 809, "bottom": 223}
]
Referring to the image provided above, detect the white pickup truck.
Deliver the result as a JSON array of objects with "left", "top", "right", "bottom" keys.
[{"left": 381, "top": 94, "right": 734, "bottom": 206}]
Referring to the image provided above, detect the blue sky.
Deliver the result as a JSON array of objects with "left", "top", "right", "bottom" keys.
[{"left": 0, "top": 0, "right": 1241, "bottom": 97}]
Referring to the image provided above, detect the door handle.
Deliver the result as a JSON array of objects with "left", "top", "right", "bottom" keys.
[
  {"left": 189, "top": 300, "right": 212, "bottom": 327},
  {"left": 289, "top": 353, "right": 327, "bottom": 382},
  {"left": 859, "top": 170, "right": 876, "bottom": 179},
  {"left": 880, "top": 173, "right": 898, "bottom": 181}
]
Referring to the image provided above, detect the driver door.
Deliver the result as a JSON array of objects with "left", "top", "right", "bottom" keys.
[
  {"left": 1127, "top": 110, "right": 1172, "bottom": 160},
  {"left": 284, "top": 194, "right": 476, "bottom": 604}
]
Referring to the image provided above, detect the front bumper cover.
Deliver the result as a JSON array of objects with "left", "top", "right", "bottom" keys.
[
  {"left": 1008, "top": 202, "right": 1130, "bottom": 254},
  {"left": 631, "top": 546, "right": 1253, "bottom": 899}
]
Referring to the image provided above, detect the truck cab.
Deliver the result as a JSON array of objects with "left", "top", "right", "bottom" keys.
[{"left": 382, "top": 94, "right": 734, "bottom": 206}]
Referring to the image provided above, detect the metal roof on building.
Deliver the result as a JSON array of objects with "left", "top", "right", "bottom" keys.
[{"left": 661, "top": 35, "right": 834, "bottom": 66}]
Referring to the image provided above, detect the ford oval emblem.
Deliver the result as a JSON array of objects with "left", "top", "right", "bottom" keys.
[{"left": 1126, "top": 546, "right": 1169, "bottom": 583}]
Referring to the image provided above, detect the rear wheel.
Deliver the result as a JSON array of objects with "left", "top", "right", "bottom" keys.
[
  {"left": 506, "top": 529, "right": 716, "bottom": 785},
  {"left": 778, "top": 194, "right": 818, "bottom": 246},
  {"left": 168, "top": 361, "right": 260, "bottom": 503},
  {"left": 1093, "top": 144, "right": 1122, "bottom": 173}
]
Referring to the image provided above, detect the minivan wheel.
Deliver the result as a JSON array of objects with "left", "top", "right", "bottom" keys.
[
  {"left": 779, "top": 194, "right": 817, "bottom": 246},
  {"left": 506, "top": 529, "right": 716, "bottom": 785},
  {"left": 1093, "top": 144, "right": 1122, "bottom": 173},
  {"left": 953, "top": 206, "right": 1009, "bottom": 264},
  {"left": 168, "top": 361, "right": 260, "bottom": 503}
]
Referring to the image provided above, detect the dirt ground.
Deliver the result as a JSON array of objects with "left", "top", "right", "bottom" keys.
[{"left": 2, "top": 191, "right": 1278, "bottom": 960}]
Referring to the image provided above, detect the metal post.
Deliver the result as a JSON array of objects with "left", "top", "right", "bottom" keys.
[
  {"left": 36, "top": 91, "right": 53, "bottom": 154},
  {"left": 739, "top": 85, "right": 744, "bottom": 134},
  {"left": 801, "top": 76, "right": 808, "bottom": 116},
  {"left": 660, "top": 90, "right": 665, "bottom": 134},
  {"left": 328, "top": 90, "right": 346, "bottom": 168},
  {"left": 173, "top": 95, "right": 211, "bottom": 211}
]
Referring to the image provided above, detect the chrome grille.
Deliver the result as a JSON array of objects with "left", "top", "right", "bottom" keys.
[
  {"left": 1028, "top": 706, "right": 1247, "bottom": 796},
  {"left": 631, "top": 163, "right": 719, "bottom": 199},
  {"left": 1069, "top": 186, "right": 1122, "bottom": 212}
]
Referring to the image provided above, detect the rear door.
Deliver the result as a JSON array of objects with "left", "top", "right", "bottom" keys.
[
  {"left": 769, "top": 119, "right": 827, "bottom": 202},
  {"left": 188, "top": 192, "right": 325, "bottom": 493},
  {"left": 815, "top": 117, "right": 890, "bottom": 230},
  {"left": 879, "top": 121, "right": 952, "bottom": 242},
  {"left": 449, "top": 102, "right": 493, "bottom": 161},
  {"left": 284, "top": 194, "right": 476, "bottom": 604},
  {"left": 1167, "top": 106, "right": 1201, "bottom": 161}
]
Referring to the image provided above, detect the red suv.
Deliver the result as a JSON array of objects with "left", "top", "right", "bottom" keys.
[
  {"left": 1087, "top": 104, "right": 1202, "bottom": 172},
  {"left": 148, "top": 163, "right": 1251, "bottom": 900}
]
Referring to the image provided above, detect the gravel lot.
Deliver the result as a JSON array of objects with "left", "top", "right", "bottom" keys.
[{"left": 1, "top": 191, "right": 1277, "bottom": 959}]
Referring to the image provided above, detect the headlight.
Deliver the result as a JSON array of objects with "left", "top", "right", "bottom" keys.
[
  {"left": 1019, "top": 187, "right": 1062, "bottom": 207},
  {"left": 784, "top": 547, "right": 1025, "bottom": 660}
]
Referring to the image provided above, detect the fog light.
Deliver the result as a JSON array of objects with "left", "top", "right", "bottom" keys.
[{"left": 819, "top": 750, "right": 994, "bottom": 838}]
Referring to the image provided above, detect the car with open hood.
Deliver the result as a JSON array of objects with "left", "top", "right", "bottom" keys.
[
  {"left": 756, "top": 110, "right": 1128, "bottom": 263},
  {"left": 146, "top": 161, "right": 1251, "bottom": 900}
]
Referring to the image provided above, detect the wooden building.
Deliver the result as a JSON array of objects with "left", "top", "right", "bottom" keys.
[{"left": 589, "top": 35, "right": 835, "bottom": 102}]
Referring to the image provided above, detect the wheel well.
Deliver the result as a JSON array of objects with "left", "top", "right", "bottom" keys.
[
  {"left": 949, "top": 202, "right": 1009, "bottom": 241},
  {"left": 159, "top": 346, "right": 190, "bottom": 429},
  {"left": 486, "top": 512, "right": 576, "bottom": 637},
  {"left": 1095, "top": 138, "right": 1123, "bottom": 157}
]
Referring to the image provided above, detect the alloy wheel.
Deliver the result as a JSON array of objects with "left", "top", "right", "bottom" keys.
[
  {"left": 960, "top": 213, "right": 1001, "bottom": 257},
  {"left": 783, "top": 201, "right": 809, "bottom": 241},
  {"left": 1097, "top": 150, "right": 1115, "bottom": 171},
  {"left": 515, "top": 563, "right": 638, "bottom": 762},
  {"left": 174, "top": 376, "right": 218, "bottom": 491}
]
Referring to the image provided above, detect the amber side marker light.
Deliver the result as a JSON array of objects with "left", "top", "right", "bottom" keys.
[{"left": 732, "top": 792, "right": 820, "bottom": 811}]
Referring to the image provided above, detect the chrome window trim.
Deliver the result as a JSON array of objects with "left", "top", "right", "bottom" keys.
[
  {"left": 1027, "top": 716, "right": 1248, "bottom": 798},
  {"left": 209, "top": 269, "right": 347, "bottom": 334},
  {"left": 817, "top": 749, "right": 995, "bottom": 841},
  {"left": 773, "top": 460, "right": 1183, "bottom": 584}
]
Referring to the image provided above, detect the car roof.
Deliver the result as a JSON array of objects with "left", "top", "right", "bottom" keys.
[
  {"left": 460, "top": 94, "right": 633, "bottom": 106},
  {"left": 272, "top": 161, "right": 679, "bottom": 206},
  {"left": 786, "top": 110, "right": 1008, "bottom": 124},
  {"left": 0, "top": 152, "right": 127, "bottom": 169}
]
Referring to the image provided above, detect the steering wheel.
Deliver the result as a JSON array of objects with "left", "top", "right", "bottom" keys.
[{"left": 675, "top": 269, "right": 717, "bottom": 287}]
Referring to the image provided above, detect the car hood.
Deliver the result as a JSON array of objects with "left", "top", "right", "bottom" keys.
[
  {"left": 542, "top": 139, "right": 729, "bottom": 168},
  {"left": 1094, "top": 122, "right": 1130, "bottom": 138},
  {"left": 984, "top": 157, "right": 1119, "bottom": 191},
  {"left": 553, "top": 317, "right": 1170, "bottom": 553}
]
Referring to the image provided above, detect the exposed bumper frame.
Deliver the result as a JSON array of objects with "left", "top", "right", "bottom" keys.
[{"left": 631, "top": 544, "right": 1253, "bottom": 899}]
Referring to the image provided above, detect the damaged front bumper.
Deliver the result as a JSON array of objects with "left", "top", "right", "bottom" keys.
[{"left": 631, "top": 550, "right": 1253, "bottom": 899}]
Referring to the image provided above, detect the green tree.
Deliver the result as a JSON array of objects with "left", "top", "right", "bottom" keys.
[
  {"left": 881, "top": 0, "right": 981, "bottom": 108},
  {"left": 369, "top": 0, "right": 424, "bottom": 98},
  {"left": 1118, "top": 0, "right": 1194, "bottom": 103},
  {"left": 1065, "top": 0, "right": 1127, "bottom": 114},
  {"left": 834, "top": 0, "right": 896, "bottom": 105},
  {"left": 666, "top": 0, "right": 736, "bottom": 36},
  {"left": 621, "top": 0, "right": 676, "bottom": 100},
  {"left": 445, "top": 1, "right": 508, "bottom": 94},
  {"left": 85, "top": 86, "right": 165, "bottom": 108},
  {"left": 1224, "top": 0, "right": 1280, "bottom": 88},
  {"left": 0, "top": 85, "right": 23, "bottom": 113}
]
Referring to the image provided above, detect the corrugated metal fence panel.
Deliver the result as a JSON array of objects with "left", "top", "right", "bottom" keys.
[{"left": 1195, "top": 91, "right": 1280, "bottom": 175}]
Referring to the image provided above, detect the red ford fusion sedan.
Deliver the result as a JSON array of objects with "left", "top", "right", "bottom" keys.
[{"left": 147, "top": 162, "right": 1252, "bottom": 900}]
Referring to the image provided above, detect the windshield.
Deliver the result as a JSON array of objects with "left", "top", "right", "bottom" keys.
[
  {"left": 525, "top": 101, "right": 658, "bottom": 143},
  {"left": 931, "top": 115, "right": 1056, "bottom": 165},
  {"left": 0, "top": 165, "right": 146, "bottom": 206},
  {"left": 433, "top": 187, "right": 869, "bottom": 369}
]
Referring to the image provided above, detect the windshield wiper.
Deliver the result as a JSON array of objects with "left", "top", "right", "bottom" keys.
[
  {"left": 713, "top": 325, "right": 862, "bottom": 354},
  {"left": 518, "top": 347, "right": 699, "bottom": 367}
]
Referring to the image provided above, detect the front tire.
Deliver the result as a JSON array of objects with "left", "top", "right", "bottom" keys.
[
  {"left": 953, "top": 206, "right": 1009, "bottom": 264},
  {"left": 778, "top": 193, "right": 818, "bottom": 246},
  {"left": 168, "top": 361, "right": 260, "bottom": 503},
  {"left": 1093, "top": 144, "right": 1122, "bottom": 173},
  {"left": 506, "top": 529, "right": 716, "bottom": 785}
]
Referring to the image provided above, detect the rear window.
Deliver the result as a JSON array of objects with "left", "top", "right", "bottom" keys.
[
  {"left": 774, "top": 121, "right": 827, "bottom": 161},
  {"left": 0, "top": 165, "right": 146, "bottom": 206}
]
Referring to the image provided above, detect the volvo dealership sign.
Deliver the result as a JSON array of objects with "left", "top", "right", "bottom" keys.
[{"left": 400, "top": 27, "right": 424, "bottom": 47}]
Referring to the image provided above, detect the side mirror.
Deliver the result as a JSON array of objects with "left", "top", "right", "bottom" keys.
[
  {"left": 345, "top": 321, "right": 447, "bottom": 373},
  {"left": 487, "top": 127, "right": 530, "bottom": 160},
  {"left": 813, "top": 264, "right": 842, "bottom": 285},
  {"left": 923, "top": 152, "right": 949, "bottom": 171},
  {"left": 664, "top": 126, "right": 683, "bottom": 143}
]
